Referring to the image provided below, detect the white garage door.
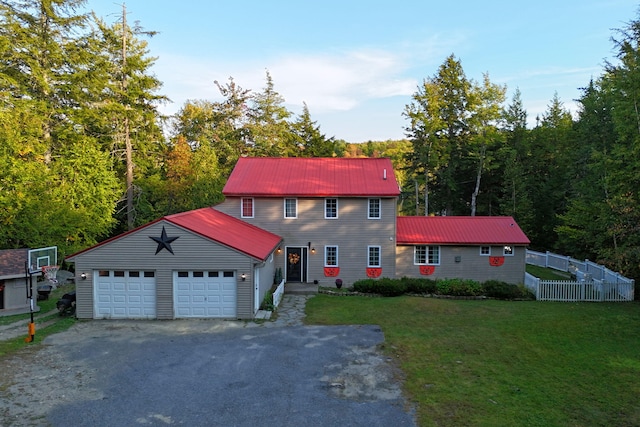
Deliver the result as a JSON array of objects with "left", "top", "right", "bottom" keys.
[
  {"left": 94, "top": 270, "right": 156, "bottom": 319},
  {"left": 174, "top": 271, "right": 237, "bottom": 318}
]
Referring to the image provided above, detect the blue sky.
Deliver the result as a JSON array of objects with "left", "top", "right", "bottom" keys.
[{"left": 87, "top": 1, "right": 638, "bottom": 142}]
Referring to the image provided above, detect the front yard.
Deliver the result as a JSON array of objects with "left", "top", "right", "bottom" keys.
[{"left": 305, "top": 295, "right": 640, "bottom": 427}]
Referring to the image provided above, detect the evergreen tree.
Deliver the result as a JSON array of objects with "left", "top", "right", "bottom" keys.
[
  {"left": 291, "top": 102, "right": 337, "bottom": 157},
  {"left": 246, "top": 70, "right": 296, "bottom": 156}
]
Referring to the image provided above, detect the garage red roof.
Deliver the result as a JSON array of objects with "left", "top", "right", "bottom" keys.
[
  {"left": 67, "top": 208, "right": 282, "bottom": 262},
  {"left": 396, "top": 216, "right": 530, "bottom": 245},
  {"left": 222, "top": 157, "right": 400, "bottom": 197},
  {"left": 166, "top": 208, "right": 281, "bottom": 260}
]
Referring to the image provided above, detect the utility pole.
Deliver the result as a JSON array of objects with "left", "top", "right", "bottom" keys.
[{"left": 122, "top": 3, "right": 134, "bottom": 230}]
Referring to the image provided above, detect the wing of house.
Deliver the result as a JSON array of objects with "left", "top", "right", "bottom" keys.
[
  {"left": 66, "top": 208, "right": 282, "bottom": 320},
  {"left": 396, "top": 216, "right": 531, "bottom": 284}
]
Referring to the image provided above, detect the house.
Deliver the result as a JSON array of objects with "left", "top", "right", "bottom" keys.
[
  {"left": 0, "top": 249, "right": 38, "bottom": 315},
  {"left": 396, "top": 216, "right": 530, "bottom": 284},
  {"left": 66, "top": 208, "right": 281, "bottom": 320},
  {"left": 65, "top": 157, "right": 530, "bottom": 320}
]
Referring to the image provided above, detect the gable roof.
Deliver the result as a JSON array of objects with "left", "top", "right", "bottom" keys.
[
  {"left": 396, "top": 216, "right": 530, "bottom": 245},
  {"left": 0, "top": 249, "right": 28, "bottom": 279},
  {"left": 222, "top": 157, "right": 400, "bottom": 197},
  {"left": 67, "top": 208, "right": 282, "bottom": 262},
  {"left": 165, "top": 208, "right": 282, "bottom": 260}
]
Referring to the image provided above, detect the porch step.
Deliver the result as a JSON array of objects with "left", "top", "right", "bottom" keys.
[{"left": 284, "top": 283, "right": 318, "bottom": 295}]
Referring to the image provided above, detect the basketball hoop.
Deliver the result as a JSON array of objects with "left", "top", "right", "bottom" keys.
[{"left": 42, "top": 265, "right": 60, "bottom": 284}]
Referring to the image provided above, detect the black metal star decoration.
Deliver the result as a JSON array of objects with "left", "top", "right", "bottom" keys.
[{"left": 150, "top": 226, "right": 179, "bottom": 255}]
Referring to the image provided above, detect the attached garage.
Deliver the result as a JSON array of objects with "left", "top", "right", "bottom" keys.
[
  {"left": 174, "top": 271, "right": 236, "bottom": 318},
  {"left": 66, "top": 208, "right": 281, "bottom": 320},
  {"left": 94, "top": 270, "right": 156, "bottom": 319}
]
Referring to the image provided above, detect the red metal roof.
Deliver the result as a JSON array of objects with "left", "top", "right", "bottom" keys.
[
  {"left": 67, "top": 208, "right": 282, "bottom": 262},
  {"left": 396, "top": 216, "right": 530, "bottom": 245},
  {"left": 222, "top": 157, "right": 400, "bottom": 197},
  {"left": 166, "top": 208, "right": 281, "bottom": 260}
]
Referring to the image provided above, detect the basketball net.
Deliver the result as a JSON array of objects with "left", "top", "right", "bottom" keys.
[{"left": 42, "top": 265, "right": 59, "bottom": 284}]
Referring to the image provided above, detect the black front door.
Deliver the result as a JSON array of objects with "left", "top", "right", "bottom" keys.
[{"left": 286, "top": 247, "right": 307, "bottom": 282}]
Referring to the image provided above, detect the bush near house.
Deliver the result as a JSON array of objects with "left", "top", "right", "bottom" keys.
[{"left": 351, "top": 277, "right": 533, "bottom": 300}]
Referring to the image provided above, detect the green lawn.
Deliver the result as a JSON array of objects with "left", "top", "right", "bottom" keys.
[
  {"left": 0, "top": 283, "right": 76, "bottom": 356},
  {"left": 305, "top": 295, "right": 640, "bottom": 427}
]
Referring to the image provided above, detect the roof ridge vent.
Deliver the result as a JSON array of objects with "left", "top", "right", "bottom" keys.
[{"left": 383, "top": 168, "right": 387, "bottom": 180}]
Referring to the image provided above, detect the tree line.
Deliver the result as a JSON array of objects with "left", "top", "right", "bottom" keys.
[{"left": 1, "top": 1, "right": 639, "bottom": 283}]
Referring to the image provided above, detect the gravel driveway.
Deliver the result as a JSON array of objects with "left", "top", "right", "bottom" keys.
[{"left": 1, "top": 318, "right": 416, "bottom": 426}]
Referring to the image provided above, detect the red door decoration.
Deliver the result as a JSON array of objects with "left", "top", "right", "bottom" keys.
[
  {"left": 419, "top": 265, "right": 435, "bottom": 275},
  {"left": 366, "top": 268, "right": 382, "bottom": 278},
  {"left": 324, "top": 267, "right": 340, "bottom": 277},
  {"left": 489, "top": 256, "right": 505, "bottom": 267}
]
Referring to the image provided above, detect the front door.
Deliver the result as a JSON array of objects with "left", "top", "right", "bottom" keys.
[{"left": 286, "top": 247, "right": 307, "bottom": 283}]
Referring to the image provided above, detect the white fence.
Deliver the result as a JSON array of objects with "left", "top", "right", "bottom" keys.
[
  {"left": 272, "top": 279, "right": 285, "bottom": 308},
  {"left": 525, "top": 250, "right": 635, "bottom": 302}
]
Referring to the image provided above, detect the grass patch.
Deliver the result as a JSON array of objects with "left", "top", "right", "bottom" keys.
[
  {"left": 0, "top": 283, "right": 77, "bottom": 356},
  {"left": 305, "top": 295, "right": 640, "bottom": 426},
  {"left": 526, "top": 264, "right": 571, "bottom": 280}
]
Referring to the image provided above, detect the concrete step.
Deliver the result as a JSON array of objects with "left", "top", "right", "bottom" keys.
[{"left": 284, "top": 283, "right": 318, "bottom": 295}]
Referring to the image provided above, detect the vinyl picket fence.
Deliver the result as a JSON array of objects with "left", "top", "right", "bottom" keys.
[{"left": 525, "top": 250, "right": 635, "bottom": 302}]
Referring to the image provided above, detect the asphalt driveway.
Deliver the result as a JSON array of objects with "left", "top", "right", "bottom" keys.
[{"left": 18, "top": 320, "right": 415, "bottom": 426}]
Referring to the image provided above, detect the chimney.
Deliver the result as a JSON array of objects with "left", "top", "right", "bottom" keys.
[{"left": 383, "top": 169, "right": 387, "bottom": 180}]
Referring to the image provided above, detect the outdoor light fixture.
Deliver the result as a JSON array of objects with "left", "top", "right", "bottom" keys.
[
  {"left": 80, "top": 272, "right": 87, "bottom": 280},
  {"left": 277, "top": 247, "right": 282, "bottom": 254},
  {"left": 311, "top": 248, "right": 316, "bottom": 254},
  {"left": 241, "top": 273, "right": 246, "bottom": 281}
]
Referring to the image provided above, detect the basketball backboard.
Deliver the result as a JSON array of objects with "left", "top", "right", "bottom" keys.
[{"left": 28, "top": 246, "right": 57, "bottom": 274}]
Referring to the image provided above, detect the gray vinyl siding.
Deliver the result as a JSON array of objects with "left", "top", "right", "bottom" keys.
[
  {"left": 216, "top": 197, "right": 397, "bottom": 286},
  {"left": 1, "top": 277, "right": 36, "bottom": 311},
  {"left": 69, "top": 221, "right": 261, "bottom": 319},
  {"left": 396, "top": 245, "right": 527, "bottom": 284}
]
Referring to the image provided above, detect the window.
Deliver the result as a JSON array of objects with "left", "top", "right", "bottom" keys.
[
  {"left": 325, "top": 198, "right": 338, "bottom": 219},
  {"left": 414, "top": 245, "right": 440, "bottom": 265},
  {"left": 223, "top": 271, "right": 235, "bottom": 278},
  {"left": 325, "top": 246, "right": 338, "bottom": 266},
  {"left": 503, "top": 246, "right": 514, "bottom": 256},
  {"left": 208, "top": 271, "right": 219, "bottom": 277},
  {"left": 368, "top": 198, "right": 381, "bottom": 219},
  {"left": 284, "top": 198, "right": 297, "bottom": 218},
  {"left": 368, "top": 246, "right": 381, "bottom": 267},
  {"left": 480, "top": 246, "right": 491, "bottom": 256},
  {"left": 241, "top": 198, "right": 254, "bottom": 218},
  {"left": 129, "top": 271, "right": 140, "bottom": 277}
]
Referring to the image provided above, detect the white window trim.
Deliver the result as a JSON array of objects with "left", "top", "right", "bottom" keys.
[
  {"left": 367, "top": 245, "right": 381, "bottom": 268},
  {"left": 479, "top": 246, "right": 491, "bottom": 256},
  {"left": 324, "top": 245, "right": 338, "bottom": 267},
  {"left": 413, "top": 245, "right": 441, "bottom": 265},
  {"left": 284, "top": 198, "right": 298, "bottom": 219},
  {"left": 503, "top": 246, "right": 514, "bottom": 256},
  {"left": 241, "top": 197, "right": 254, "bottom": 218},
  {"left": 368, "top": 198, "right": 381, "bottom": 219},
  {"left": 324, "top": 198, "right": 338, "bottom": 219}
]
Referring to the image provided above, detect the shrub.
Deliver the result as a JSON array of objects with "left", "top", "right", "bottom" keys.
[
  {"left": 352, "top": 277, "right": 407, "bottom": 297},
  {"left": 260, "top": 290, "right": 274, "bottom": 311},
  {"left": 400, "top": 277, "right": 437, "bottom": 294},
  {"left": 482, "top": 280, "right": 535, "bottom": 300},
  {"left": 435, "top": 278, "right": 483, "bottom": 296}
]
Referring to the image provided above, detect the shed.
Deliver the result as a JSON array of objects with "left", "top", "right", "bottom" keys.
[
  {"left": 0, "top": 249, "right": 39, "bottom": 315},
  {"left": 66, "top": 208, "right": 282, "bottom": 320}
]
